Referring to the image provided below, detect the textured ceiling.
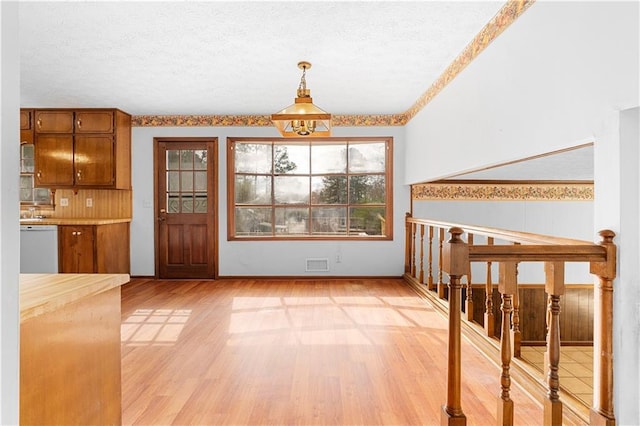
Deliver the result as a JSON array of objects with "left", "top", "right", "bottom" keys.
[
  {"left": 19, "top": 1, "right": 505, "bottom": 116},
  {"left": 18, "top": 1, "right": 592, "bottom": 181}
]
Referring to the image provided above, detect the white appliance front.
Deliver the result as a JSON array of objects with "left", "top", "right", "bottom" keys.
[{"left": 20, "top": 225, "right": 58, "bottom": 273}]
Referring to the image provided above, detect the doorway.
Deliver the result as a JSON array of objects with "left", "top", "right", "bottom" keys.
[{"left": 154, "top": 138, "right": 218, "bottom": 279}]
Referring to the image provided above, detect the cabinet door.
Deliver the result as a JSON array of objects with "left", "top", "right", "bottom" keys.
[
  {"left": 74, "top": 135, "right": 114, "bottom": 186},
  {"left": 34, "top": 135, "right": 74, "bottom": 186},
  {"left": 20, "top": 110, "right": 32, "bottom": 129},
  {"left": 75, "top": 111, "right": 114, "bottom": 133},
  {"left": 35, "top": 110, "right": 74, "bottom": 133},
  {"left": 59, "top": 226, "right": 95, "bottom": 273}
]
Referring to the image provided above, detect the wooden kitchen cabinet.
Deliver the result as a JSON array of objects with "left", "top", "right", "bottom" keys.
[
  {"left": 74, "top": 110, "right": 114, "bottom": 133},
  {"left": 33, "top": 134, "right": 74, "bottom": 186},
  {"left": 34, "top": 110, "right": 74, "bottom": 133},
  {"left": 20, "top": 109, "right": 34, "bottom": 144},
  {"left": 58, "top": 222, "right": 130, "bottom": 273},
  {"left": 33, "top": 108, "right": 131, "bottom": 189},
  {"left": 58, "top": 225, "right": 95, "bottom": 273}
]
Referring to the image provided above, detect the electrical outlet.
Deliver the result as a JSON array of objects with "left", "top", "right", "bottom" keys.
[
  {"left": 86, "top": 198, "right": 93, "bottom": 207},
  {"left": 60, "top": 198, "right": 69, "bottom": 207},
  {"left": 336, "top": 254, "right": 342, "bottom": 263}
]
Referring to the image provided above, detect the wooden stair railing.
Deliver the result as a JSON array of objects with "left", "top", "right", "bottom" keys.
[{"left": 404, "top": 214, "right": 617, "bottom": 426}]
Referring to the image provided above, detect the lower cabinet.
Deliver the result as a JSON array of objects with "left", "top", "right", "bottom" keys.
[{"left": 58, "top": 222, "right": 130, "bottom": 273}]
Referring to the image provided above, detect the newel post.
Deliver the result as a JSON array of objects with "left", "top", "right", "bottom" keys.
[
  {"left": 404, "top": 212, "right": 412, "bottom": 274},
  {"left": 589, "top": 230, "right": 616, "bottom": 426},
  {"left": 441, "top": 227, "right": 469, "bottom": 426}
]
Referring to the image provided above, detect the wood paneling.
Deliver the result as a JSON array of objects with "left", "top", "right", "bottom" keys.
[
  {"left": 96, "top": 222, "right": 130, "bottom": 273},
  {"left": 471, "top": 285, "right": 594, "bottom": 344},
  {"left": 50, "top": 188, "right": 132, "bottom": 219},
  {"left": 21, "top": 286, "right": 122, "bottom": 425}
]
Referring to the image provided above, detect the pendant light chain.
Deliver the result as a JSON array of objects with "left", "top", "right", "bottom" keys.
[{"left": 297, "top": 65, "right": 307, "bottom": 97}]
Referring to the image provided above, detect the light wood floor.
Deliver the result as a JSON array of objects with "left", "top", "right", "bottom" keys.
[
  {"left": 520, "top": 345, "right": 593, "bottom": 406},
  {"left": 121, "top": 278, "right": 544, "bottom": 425}
]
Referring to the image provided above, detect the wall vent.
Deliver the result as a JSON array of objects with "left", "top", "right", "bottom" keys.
[{"left": 305, "top": 258, "right": 329, "bottom": 272}]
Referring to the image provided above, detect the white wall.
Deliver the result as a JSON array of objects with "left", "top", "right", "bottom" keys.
[
  {"left": 0, "top": 2, "right": 21, "bottom": 423},
  {"left": 404, "top": 1, "right": 638, "bottom": 185},
  {"left": 404, "top": 2, "right": 639, "bottom": 423},
  {"left": 131, "top": 126, "right": 409, "bottom": 277},
  {"left": 595, "top": 107, "right": 640, "bottom": 424}
]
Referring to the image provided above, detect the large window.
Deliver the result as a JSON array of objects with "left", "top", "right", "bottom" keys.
[{"left": 228, "top": 137, "right": 392, "bottom": 240}]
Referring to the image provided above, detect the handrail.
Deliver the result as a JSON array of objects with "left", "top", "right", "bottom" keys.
[
  {"left": 404, "top": 213, "right": 616, "bottom": 426},
  {"left": 407, "top": 216, "right": 605, "bottom": 247}
]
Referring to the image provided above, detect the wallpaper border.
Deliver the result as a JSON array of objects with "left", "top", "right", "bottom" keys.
[{"left": 412, "top": 182, "right": 594, "bottom": 201}]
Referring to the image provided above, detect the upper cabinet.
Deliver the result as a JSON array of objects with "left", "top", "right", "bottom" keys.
[
  {"left": 20, "top": 109, "right": 34, "bottom": 144},
  {"left": 34, "top": 110, "right": 74, "bottom": 133},
  {"left": 32, "top": 108, "right": 131, "bottom": 190}
]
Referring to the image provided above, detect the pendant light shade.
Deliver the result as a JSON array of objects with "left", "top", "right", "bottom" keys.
[{"left": 271, "top": 61, "right": 331, "bottom": 138}]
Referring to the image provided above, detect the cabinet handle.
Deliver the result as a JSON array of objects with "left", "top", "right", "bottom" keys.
[
  {"left": 72, "top": 231, "right": 76, "bottom": 236},
  {"left": 36, "top": 119, "right": 41, "bottom": 129},
  {"left": 76, "top": 170, "right": 82, "bottom": 180},
  {"left": 77, "top": 232, "right": 82, "bottom": 236},
  {"left": 36, "top": 171, "right": 42, "bottom": 182},
  {"left": 76, "top": 119, "right": 82, "bottom": 129}
]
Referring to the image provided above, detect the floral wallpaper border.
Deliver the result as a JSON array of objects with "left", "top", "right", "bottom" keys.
[
  {"left": 132, "top": 0, "right": 534, "bottom": 128},
  {"left": 412, "top": 182, "right": 594, "bottom": 201},
  {"left": 402, "top": 0, "right": 535, "bottom": 122},
  {"left": 131, "top": 113, "right": 407, "bottom": 127}
]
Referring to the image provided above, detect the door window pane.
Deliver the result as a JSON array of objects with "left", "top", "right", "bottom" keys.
[
  {"left": 194, "top": 194, "right": 208, "bottom": 213},
  {"left": 181, "top": 171, "right": 193, "bottom": 192},
  {"left": 194, "top": 150, "right": 207, "bottom": 170},
  {"left": 167, "top": 193, "right": 180, "bottom": 213},
  {"left": 167, "top": 150, "right": 180, "bottom": 170},
  {"left": 167, "top": 171, "right": 180, "bottom": 192},
  {"left": 181, "top": 194, "right": 194, "bottom": 213},
  {"left": 194, "top": 171, "right": 207, "bottom": 191},
  {"left": 180, "top": 150, "right": 194, "bottom": 169}
]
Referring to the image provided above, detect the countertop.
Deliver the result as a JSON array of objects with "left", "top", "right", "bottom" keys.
[
  {"left": 19, "top": 217, "right": 131, "bottom": 226},
  {"left": 20, "top": 273, "right": 130, "bottom": 322}
]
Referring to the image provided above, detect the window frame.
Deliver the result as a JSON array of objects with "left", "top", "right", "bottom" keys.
[{"left": 227, "top": 137, "right": 393, "bottom": 241}]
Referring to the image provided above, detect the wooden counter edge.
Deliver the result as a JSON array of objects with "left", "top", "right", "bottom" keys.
[{"left": 20, "top": 273, "right": 130, "bottom": 323}]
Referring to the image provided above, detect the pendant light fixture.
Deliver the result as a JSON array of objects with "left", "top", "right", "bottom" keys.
[{"left": 271, "top": 61, "right": 331, "bottom": 138}]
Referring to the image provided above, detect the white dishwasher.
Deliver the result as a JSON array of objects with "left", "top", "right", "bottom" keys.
[{"left": 20, "top": 225, "right": 59, "bottom": 273}]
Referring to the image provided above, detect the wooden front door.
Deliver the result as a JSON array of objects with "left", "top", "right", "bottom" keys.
[{"left": 155, "top": 138, "right": 218, "bottom": 279}]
